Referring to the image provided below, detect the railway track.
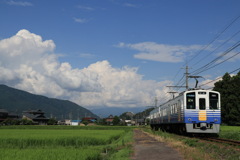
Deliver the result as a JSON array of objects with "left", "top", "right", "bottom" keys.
[
  {"left": 172, "top": 133, "right": 240, "bottom": 147},
  {"left": 198, "top": 137, "right": 240, "bottom": 146}
]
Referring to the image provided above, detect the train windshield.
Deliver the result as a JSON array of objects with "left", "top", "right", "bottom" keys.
[
  {"left": 199, "top": 98, "right": 206, "bottom": 110},
  {"left": 209, "top": 92, "right": 219, "bottom": 110},
  {"left": 186, "top": 92, "right": 196, "bottom": 109}
]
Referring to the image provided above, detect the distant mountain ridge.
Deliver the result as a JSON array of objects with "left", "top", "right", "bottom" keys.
[
  {"left": 91, "top": 107, "right": 147, "bottom": 117},
  {"left": 0, "top": 84, "right": 98, "bottom": 120}
]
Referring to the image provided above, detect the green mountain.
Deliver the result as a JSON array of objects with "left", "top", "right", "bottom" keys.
[
  {"left": 0, "top": 84, "right": 98, "bottom": 120},
  {"left": 133, "top": 107, "right": 154, "bottom": 119}
]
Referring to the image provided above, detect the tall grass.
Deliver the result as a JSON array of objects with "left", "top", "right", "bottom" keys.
[
  {"left": 0, "top": 125, "right": 135, "bottom": 130},
  {"left": 0, "top": 129, "right": 124, "bottom": 148},
  {"left": 0, "top": 147, "right": 102, "bottom": 160},
  {"left": 107, "top": 131, "right": 133, "bottom": 160},
  {"left": 219, "top": 126, "right": 240, "bottom": 141},
  {"left": 0, "top": 126, "right": 133, "bottom": 160}
]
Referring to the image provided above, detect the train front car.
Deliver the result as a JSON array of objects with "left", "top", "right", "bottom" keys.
[{"left": 184, "top": 90, "right": 221, "bottom": 134}]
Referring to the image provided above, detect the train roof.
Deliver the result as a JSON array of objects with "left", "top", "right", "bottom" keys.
[
  {"left": 157, "top": 89, "right": 219, "bottom": 108},
  {"left": 150, "top": 89, "right": 220, "bottom": 114}
]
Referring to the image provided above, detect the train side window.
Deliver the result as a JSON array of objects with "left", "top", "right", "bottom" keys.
[
  {"left": 199, "top": 98, "right": 206, "bottom": 110},
  {"left": 177, "top": 101, "right": 180, "bottom": 112},
  {"left": 186, "top": 92, "right": 196, "bottom": 109},
  {"left": 209, "top": 93, "right": 219, "bottom": 109}
]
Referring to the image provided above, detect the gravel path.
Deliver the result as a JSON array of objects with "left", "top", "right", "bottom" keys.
[{"left": 131, "top": 129, "right": 183, "bottom": 160}]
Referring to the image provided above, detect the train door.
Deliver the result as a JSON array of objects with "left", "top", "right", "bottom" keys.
[
  {"left": 198, "top": 92, "right": 207, "bottom": 121},
  {"left": 178, "top": 100, "right": 181, "bottom": 122},
  {"left": 168, "top": 105, "right": 171, "bottom": 122},
  {"left": 161, "top": 109, "right": 163, "bottom": 123}
]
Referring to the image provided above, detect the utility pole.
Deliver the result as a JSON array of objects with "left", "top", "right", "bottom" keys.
[
  {"left": 166, "top": 65, "right": 190, "bottom": 91},
  {"left": 185, "top": 65, "right": 189, "bottom": 90},
  {"left": 168, "top": 91, "right": 178, "bottom": 99},
  {"left": 167, "top": 66, "right": 189, "bottom": 90},
  {"left": 69, "top": 112, "right": 72, "bottom": 120},
  {"left": 154, "top": 97, "right": 158, "bottom": 108},
  {"left": 180, "top": 65, "right": 190, "bottom": 90}
]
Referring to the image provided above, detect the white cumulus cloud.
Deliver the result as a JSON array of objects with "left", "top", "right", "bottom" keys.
[
  {"left": 117, "top": 42, "right": 203, "bottom": 63},
  {"left": 0, "top": 30, "right": 172, "bottom": 109},
  {"left": 73, "top": 17, "right": 87, "bottom": 23},
  {"left": 6, "top": 0, "right": 33, "bottom": 6},
  {"left": 76, "top": 5, "right": 94, "bottom": 11}
]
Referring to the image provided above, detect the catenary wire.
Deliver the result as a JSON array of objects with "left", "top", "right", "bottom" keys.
[
  {"left": 199, "top": 67, "right": 240, "bottom": 88},
  {"left": 190, "top": 40, "right": 240, "bottom": 75},
  {"left": 195, "top": 51, "right": 240, "bottom": 75},
  {"left": 192, "top": 29, "right": 240, "bottom": 67},
  {"left": 186, "top": 14, "right": 240, "bottom": 66},
  {"left": 171, "top": 15, "right": 240, "bottom": 94}
]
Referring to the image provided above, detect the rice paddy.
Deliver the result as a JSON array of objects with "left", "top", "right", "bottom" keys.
[
  {"left": 219, "top": 125, "right": 240, "bottom": 141},
  {"left": 0, "top": 126, "right": 133, "bottom": 160}
]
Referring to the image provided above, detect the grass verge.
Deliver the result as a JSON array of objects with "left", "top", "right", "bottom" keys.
[
  {"left": 102, "top": 129, "right": 133, "bottom": 160},
  {"left": 219, "top": 126, "right": 240, "bottom": 141},
  {"left": 142, "top": 126, "right": 240, "bottom": 160}
]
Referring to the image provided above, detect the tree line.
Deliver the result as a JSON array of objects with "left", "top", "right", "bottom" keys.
[{"left": 213, "top": 72, "right": 240, "bottom": 126}]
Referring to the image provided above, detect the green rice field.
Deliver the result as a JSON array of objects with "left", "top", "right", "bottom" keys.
[
  {"left": 0, "top": 126, "right": 133, "bottom": 160},
  {"left": 219, "top": 125, "right": 240, "bottom": 141}
]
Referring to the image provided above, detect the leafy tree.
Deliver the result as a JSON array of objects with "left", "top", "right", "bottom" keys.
[
  {"left": 47, "top": 118, "right": 57, "bottom": 125},
  {"left": 119, "top": 112, "right": 133, "bottom": 120},
  {"left": 20, "top": 118, "right": 33, "bottom": 125},
  {"left": 82, "top": 120, "right": 89, "bottom": 126},
  {"left": 112, "top": 116, "right": 120, "bottom": 125},
  {"left": 133, "top": 107, "right": 154, "bottom": 119},
  {"left": 97, "top": 118, "right": 106, "bottom": 125},
  {"left": 213, "top": 72, "right": 240, "bottom": 125},
  {"left": 1, "top": 119, "right": 20, "bottom": 125}
]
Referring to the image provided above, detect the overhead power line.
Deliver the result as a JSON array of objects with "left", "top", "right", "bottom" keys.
[
  {"left": 167, "top": 14, "right": 240, "bottom": 97},
  {"left": 197, "top": 51, "right": 240, "bottom": 75},
  {"left": 192, "top": 29, "right": 240, "bottom": 67},
  {"left": 190, "top": 40, "right": 240, "bottom": 75},
  {"left": 187, "top": 14, "right": 240, "bottom": 66},
  {"left": 199, "top": 67, "right": 240, "bottom": 88},
  {"left": 171, "top": 14, "right": 240, "bottom": 93}
]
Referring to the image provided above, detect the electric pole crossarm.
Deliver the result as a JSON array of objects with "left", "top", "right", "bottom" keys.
[
  {"left": 167, "top": 92, "right": 178, "bottom": 99},
  {"left": 166, "top": 86, "right": 186, "bottom": 88},
  {"left": 188, "top": 76, "right": 203, "bottom": 88}
]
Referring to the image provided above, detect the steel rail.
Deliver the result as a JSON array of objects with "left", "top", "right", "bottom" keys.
[{"left": 198, "top": 137, "right": 240, "bottom": 146}]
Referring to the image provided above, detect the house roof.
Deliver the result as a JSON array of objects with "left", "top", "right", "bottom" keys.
[
  {"left": 23, "top": 113, "right": 49, "bottom": 121},
  {"left": 23, "top": 109, "right": 44, "bottom": 114},
  {"left": 0, "top": 109, "right": 8, "bottom": 113},
  {"left": 71, "top": 120, "right": 82, "bottom": 123},
  {"left": 82, "top": 117, "right": 97, "bottom": 120},
  {"left": 8, "top": 113, "right": 19, "bottom": 118},
  {"left": 105, "top": 118, "right": 114, "bottom": 122},
  {"left": 107, "top": 115, "right": 114, "bottom": 118}
]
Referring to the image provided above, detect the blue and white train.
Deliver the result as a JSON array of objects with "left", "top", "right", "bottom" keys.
[{"left": 149, "top": 89, "right": 221, "bottom": 134}]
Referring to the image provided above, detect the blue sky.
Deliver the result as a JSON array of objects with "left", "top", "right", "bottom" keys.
[{"left": 0, "top": 0, "right": 240, "bottom": 111}]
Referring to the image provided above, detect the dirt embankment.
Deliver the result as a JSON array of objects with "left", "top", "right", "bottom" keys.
[{"left": 131, "top": 129, "right": 183, "bottom": 160}]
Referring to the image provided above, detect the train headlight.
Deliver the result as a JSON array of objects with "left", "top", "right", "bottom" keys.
[
  {"left": 214, "top": 119, "right": 218, "bottom": 122},
  {"left": 188, "top": 118, "right": 192, "bottom": 121}
]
